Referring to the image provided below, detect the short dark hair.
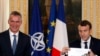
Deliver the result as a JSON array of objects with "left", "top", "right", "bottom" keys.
[
  {"left": 78, "top": 20, "right": 92, "bottom": 29},
  {"left": 10, "top": 11, "right": 22, "bottom": 18}
]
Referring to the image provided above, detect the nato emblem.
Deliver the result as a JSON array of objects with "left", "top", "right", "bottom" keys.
[{"left": 31, "top": 32, "right": 45, "bottom": 55}]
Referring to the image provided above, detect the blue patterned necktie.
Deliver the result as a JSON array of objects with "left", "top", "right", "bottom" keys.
[
  {"left": 13, "top": 35, "right": 16, "bottom": 54},
  {"left": 84, "top": 42, "right": 88, "bottom": 49}
]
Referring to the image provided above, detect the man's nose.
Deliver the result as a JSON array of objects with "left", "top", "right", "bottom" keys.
[{"left": 81, "top": 32, "right": 85, "bottom": 35}]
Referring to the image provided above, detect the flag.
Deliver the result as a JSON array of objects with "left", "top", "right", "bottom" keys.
[
  {"left": 46, "top": 0, "right": 56, "bottom": 56},
  {"left": 52, "top": 0, "right": 69, "bottom": 56},
  {"left": 29, "top": 0, "right": 45, "bottom": 56}
]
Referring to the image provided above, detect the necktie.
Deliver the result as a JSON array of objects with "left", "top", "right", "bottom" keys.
[
  {"left": 13, "top": 35, "right": 16, "bottom": 54},
  {"left": 84, "top": 42, "right": 88, "bottom": 49}
]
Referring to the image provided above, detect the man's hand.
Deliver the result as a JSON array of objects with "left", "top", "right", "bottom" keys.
[
  {"left": 88, "top": 50, "right": 95, "bottom": 56},
  {"left": 61, "top": 47, "right": 69, "bottom": 55}
]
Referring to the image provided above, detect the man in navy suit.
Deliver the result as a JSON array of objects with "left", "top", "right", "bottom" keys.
[
  {"left": 62, "top": 20, "right": 100, "bottom": 56},
  {"left": 0, "top": 11, "right": 31, "bottom": 56}
]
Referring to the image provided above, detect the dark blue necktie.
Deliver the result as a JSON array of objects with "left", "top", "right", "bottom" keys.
[
  {"left": 84, "top": 42, "right": 88, "bottom": 49},
  {"left": 13, "top": 35, "right": 16, "bottom": 54}
]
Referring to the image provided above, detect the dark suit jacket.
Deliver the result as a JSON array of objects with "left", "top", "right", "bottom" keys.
[
  {"left": 69, "top": 36, "right": 100, "bottom": 56},
  {"left": 0, "top": 30, "right": 31, "bottom": 56}
]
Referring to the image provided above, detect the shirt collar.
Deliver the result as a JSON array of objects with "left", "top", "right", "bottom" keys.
[
  {"left": 81, "top": 36, "right": 91, "bottom": 43},
  {"left": 9, "top": 30, "right": 19, "bottom": 37}
]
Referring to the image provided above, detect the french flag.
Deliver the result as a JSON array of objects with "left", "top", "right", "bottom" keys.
[{"left": 52, "top": 0, "right": 69, "bottom": 56}]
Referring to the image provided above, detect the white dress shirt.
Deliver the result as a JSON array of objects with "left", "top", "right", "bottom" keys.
[
  {"left": 9, "top": 30, "right": 19, "bottom": 48},
  {"left": 81, "top": 37, "right": 91, "bottom": 49}
]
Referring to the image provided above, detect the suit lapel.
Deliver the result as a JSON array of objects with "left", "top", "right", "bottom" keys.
[
  {"left": 4, "top": 30, "right": 13, "bottom": 54},
  {"left": 76, "top": 39, "right": 81, "bottom": 48},
  {"left": 78, "top": 40, "right": 81, "bottom": 48},
  {"left": 15, "top": 32, "right": 23, "bottom": 54},
  {"left": 90, "top": 37, "right": 94, "bottom": 49}
]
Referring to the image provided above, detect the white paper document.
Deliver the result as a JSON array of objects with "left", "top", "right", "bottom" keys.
[{"left": 68, "top": 48, "right": 90, "bottom": 56}]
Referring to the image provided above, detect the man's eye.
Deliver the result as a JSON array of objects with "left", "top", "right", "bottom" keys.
[{"left": 10, "top": 21, "right": 14, "bottom": 22}]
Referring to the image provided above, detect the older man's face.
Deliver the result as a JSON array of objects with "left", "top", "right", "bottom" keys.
[{"left": 8, "top": 15, "right": 22, "bottom": 33}]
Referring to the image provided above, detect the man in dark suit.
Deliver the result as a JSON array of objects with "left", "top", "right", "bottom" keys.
[
  {"left": 0, "top": 11, "right": 31, "bottom": 56},
  {"left": 62, "top": 20, "right": 100, "bottom": 56},
  {"left": 70, "top": 36, "right": 100, "bottom": 55}
]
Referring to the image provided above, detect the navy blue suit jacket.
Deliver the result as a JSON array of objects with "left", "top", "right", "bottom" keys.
[
  {"left": 0, "top": 30, "right": 31, "bottom": 56},
  {"left": 69, "top": 37, "right": 100, "bottom": 56}
]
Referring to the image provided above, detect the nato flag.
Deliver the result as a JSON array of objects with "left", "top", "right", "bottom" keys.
[{"left": 29, "top": 0, "right": 45, "bottom": 56}]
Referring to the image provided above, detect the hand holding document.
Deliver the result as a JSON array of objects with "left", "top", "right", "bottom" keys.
[{"left": 68, "top": 48, "right": 90, "bottom": 56}]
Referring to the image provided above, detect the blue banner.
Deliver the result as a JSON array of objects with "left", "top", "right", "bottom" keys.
[
  {"left": 29, "top": 0, "right": 45, "bottom": 56},
  {"left": 46, "top": 0, "right": 56, "bottom": 56}
]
